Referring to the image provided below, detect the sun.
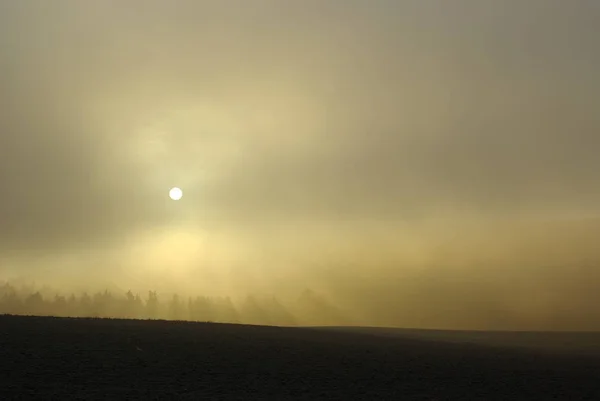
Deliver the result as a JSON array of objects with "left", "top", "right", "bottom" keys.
[{"left": 169, "top": 187, "right": 183, "bottom": 201}]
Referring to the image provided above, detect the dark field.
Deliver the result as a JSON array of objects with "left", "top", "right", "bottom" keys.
[{"left": 1, "top": 315, "right": 599, "bottom": 400}]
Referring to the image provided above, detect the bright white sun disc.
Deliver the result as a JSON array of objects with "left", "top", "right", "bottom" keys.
[{"left": 169, "top": 187, "right": 183, "bottom": 200}]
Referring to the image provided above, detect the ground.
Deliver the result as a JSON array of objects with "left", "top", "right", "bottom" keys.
[{"left": 1, "top": 315, "right": 599, "bottom": 400}]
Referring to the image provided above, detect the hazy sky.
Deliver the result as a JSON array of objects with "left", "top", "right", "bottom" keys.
[{"left": 1, "top": 1, "right": 599, "bottom": 329}]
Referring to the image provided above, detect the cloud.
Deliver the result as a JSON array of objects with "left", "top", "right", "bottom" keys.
[
  {"left": 0, "top": 1, "right": 600, "bottom": 329},
  {"left": 1, "top": 0, "right": 599, "bottom": 242}
]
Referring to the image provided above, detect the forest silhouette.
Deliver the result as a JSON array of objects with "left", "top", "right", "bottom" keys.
[{"left": 0, "top": 281, "right": 348, "bottom": 326}]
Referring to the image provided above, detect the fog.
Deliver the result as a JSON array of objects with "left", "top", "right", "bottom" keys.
[{"left": 1, "top": 0, "right": 599, "bottom": 330}]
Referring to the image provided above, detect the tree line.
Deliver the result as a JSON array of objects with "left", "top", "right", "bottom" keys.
[{"left": 0, "top": 281, "right": 349, "bottom": 326}]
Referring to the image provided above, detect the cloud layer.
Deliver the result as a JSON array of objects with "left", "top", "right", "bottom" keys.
[{"left": 1, "top": 1, "right": 599, "bottom": 329}]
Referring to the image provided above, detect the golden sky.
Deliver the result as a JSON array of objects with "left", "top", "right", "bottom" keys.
[{"left": 1, "top": 1, "right": 599, "bottom": 329}]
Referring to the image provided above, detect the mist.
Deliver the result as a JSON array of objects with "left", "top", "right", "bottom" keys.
[{"left": 1, "top": 0, "right": 600, "bottom": 330}]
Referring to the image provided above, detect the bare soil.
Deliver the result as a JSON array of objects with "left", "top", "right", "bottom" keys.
[{"left": 1, "top": 315, "right": 599, "bottom": 400}]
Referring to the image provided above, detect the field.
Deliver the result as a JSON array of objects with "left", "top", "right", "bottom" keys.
[{"left": 1, "top": 315, "right": 599, "bottom": 400}]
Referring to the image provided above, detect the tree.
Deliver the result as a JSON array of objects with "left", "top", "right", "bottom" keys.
[
  {"left": 146, "top": 291, "right": 159, "bottom": 319},
  {"left": 168, "top": 294, "right": 183, "bottom": 320},
  {"left": 53, "top": 295, "right": 68, "bottom": 317},
  {"left": 25, "top": 292, "right": 45, "bottom": 316}
]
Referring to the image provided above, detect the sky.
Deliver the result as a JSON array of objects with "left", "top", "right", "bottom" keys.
[{"left": 1, "top": 0, "right": 600, "bottom": 329}]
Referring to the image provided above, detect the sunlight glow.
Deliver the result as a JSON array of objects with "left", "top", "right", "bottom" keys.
[{"left": 169, "top": 187, "right": 183, "bottom": 200}]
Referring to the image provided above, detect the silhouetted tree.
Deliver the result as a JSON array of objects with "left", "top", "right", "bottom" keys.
[
  {"left": 146, "top": 291, "right": 158, "bottom": 319},
  {"left": 80, "top": 292, "right": 92, "bottom": 316},
  {"left": 53, "top": 295, "right": 67, "bottom": 317},
  {"left": 0, "top": 284, "right": 22, "bottom": 315},
  {"left": 168, "top": 294, "right": 183, "bottom": 320},
  {"left": 25, "top": 292, "right": 45, "bottom": 316},
  {"left": 189, "top": 296, "right": 214, "bottom": 322},
  {"left": 213, "top": 297, "right": 239, "bottom": 324},
  {"left": 0, "top": 281, "right": 349, "bottom": 327},
  {"left": 67, "top": 294, "right": 78, "bottom": 316}
]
